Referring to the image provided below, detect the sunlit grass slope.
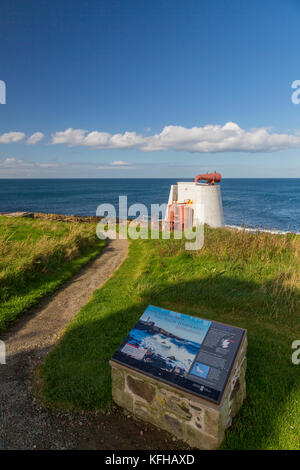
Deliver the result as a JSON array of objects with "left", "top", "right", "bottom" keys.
[
  {"left": 41, "top": 227, "right": 300, "bottom": 449},
  {"left": 0, "top": 216, "right": 106, "bottom": 333}
]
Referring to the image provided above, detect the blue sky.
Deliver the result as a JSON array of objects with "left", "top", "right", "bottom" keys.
[{"left": 1, "top": 0, "right": 300, "bottom": 177}]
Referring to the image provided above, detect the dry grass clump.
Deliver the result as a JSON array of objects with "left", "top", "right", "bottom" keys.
[
  {"left": 154, "top": 225, "right": 300, "bottom": 322},
  {"left": 200, "top": 226, "right": 295, "bottom": 262},
  {"left": 0, "top": 218, "right": 100, "bottom": 301},
  {"left": 202, "top": 228, "right": 300, "bottom": 316},
  {"left": 156, "top": 225, "right": 298, "bottom": 264}
]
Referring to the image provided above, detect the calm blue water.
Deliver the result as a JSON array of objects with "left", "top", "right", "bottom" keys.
[{"left": 0, "top": 178, "right": 299, "bottom": 232}]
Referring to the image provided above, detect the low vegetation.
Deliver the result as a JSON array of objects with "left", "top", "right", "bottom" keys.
[
  {"left": 0, "top": 216, "right": 106, "bottom": 333},
  {"left": 41, "top": 226, "right": 300, "bottom": 449}
]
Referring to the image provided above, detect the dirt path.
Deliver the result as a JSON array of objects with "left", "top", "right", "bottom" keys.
[{"left": 0, "top": 239, "right": 187, "bottom": 450}]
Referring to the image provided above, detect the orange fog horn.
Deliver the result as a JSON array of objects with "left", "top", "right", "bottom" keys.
[{"left": 194, "top": 171, "right": 222, "bottom": 185}]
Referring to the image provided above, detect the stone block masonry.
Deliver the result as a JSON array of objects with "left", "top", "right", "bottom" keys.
[{"left": 110, "top": 333, "right": 247, "bottom": 449}]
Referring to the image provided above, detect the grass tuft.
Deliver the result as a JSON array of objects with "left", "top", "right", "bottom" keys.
[{"left": 0, "top": 216, "right": 106, "bottom": 332}]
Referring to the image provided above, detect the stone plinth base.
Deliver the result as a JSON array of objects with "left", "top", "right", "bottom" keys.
[{"left": 110, "top": 334, "right": 247, "bottom": 449}]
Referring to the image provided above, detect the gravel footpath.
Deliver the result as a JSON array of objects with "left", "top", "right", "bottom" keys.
[{"left": 0, "top": 238, "right": 188, "bottom": 450}]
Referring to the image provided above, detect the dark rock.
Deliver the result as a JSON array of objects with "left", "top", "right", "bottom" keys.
[
  {"left": 164, "top": 414, "right": 183, "bottom": 438},
  {"left": 230, "top": 378, "right": 240, "bottom": 401},
  {"left": 127, "top": 375, "right": 155, "bottom": 403}
]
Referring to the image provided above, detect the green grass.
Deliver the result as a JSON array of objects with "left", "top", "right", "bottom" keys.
[
  {"left": 41, "top": 227, "right": 300, "bottom": 449},
  {"left": 0, "top": 216, "right": 106, "bottom": 333}
]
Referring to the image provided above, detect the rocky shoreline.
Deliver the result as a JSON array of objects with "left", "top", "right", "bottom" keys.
[{"left": 0, "top": 211, "right": 104, "bottom": 223}]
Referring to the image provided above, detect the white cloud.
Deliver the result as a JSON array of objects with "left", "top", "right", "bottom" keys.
[
  {"left": 0, "top": 132, "right": 25, "bottom": 144},
  {"left": 51, "top": 128, "right": 87, "bottom": 146},
  {"left": 0, "top": 158, "right": 57, "bottom": 169},
  {"left": 50, "top": 122, "right": 300, "bottom": 153},
  {"left": 4, "top": 122, "right": 300, "bottom": 154},
  {"left": 96, "top": 161, "right": 133, "bottom": 170},
  {"left": 38, "top": 163, "right": 58, "bottom": 168},
  {"left": 140, "top": 122, "right": 300, "bottom": 152},
  {"left": 0, "top": 158, "right": 131, "bottom": 173},
  {"left": 110, "top": 160, "right": 131, "bottom": 166},
  {"left": 51, "top": 128, "right": 144, "bottom": 149},
  {"left": 26, "top": 132, "right": 44, "bottom": 145},
  {"left": 0, "top": 158, "right": 24, "bottom": 166}
]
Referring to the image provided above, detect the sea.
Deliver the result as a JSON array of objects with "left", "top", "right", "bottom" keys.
[{"left": 0, "top": 178, "right": 300, "bottom": 233}]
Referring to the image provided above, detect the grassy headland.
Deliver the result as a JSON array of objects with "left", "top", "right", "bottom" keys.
[
  {"left": 41, "top": 227, "right": 300, "bottom": 449},
  {"left": 0, "top": 216, "right": 106, "bottom": 333}
]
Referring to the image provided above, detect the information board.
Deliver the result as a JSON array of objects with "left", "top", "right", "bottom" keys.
[{"left": 111, "top": 305, "right": 246, "bottom": 403}]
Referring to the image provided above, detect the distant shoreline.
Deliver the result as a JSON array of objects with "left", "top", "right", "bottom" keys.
[
  {"left": 0, "top": 211, "right": 103, "bottom": 223},
  {"left": 1, "top": 211, "right": 299, "bottom": 235},
  {"left": 226, "top": 224, "right": 300, "bottom": 236}
]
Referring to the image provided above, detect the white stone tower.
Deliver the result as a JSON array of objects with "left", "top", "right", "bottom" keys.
[{"left": 166, "top": 172, "right": 224, "bottom": 228}]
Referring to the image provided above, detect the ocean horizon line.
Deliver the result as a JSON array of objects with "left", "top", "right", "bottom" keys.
[{"left": 1, "top": 177, "right": 300, "bottom": 180}]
